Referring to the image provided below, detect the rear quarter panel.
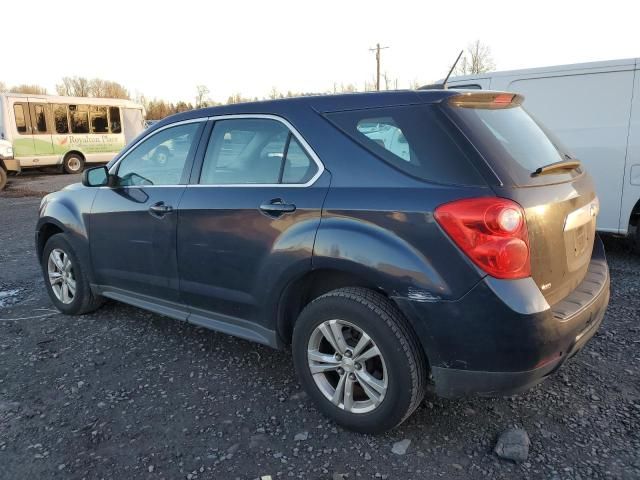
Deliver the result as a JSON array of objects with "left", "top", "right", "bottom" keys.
[{"left": 314, "top": 184, "right": 490, "bottom": 302}]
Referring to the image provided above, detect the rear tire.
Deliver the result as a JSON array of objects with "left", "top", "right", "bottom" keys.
[
  {"left": 62, "top": 153, "right": 85, "bottom": 174},
  {"left": 292, "top": 287, "right": 427, "bottom": 434},
  {"left": 42, "top": 233, "right": 104, "bottom": 315},
  {"left": 0, "top": 167, "right": 6, "bottom": 191}
]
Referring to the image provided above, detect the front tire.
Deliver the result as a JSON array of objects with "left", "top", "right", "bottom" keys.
[
  {"left": 0, "top": 167, "right": 6, "bottom": 191},
  {"left": 62, "top": 153, "right": 85, "bottom": 174},
  {"left": 42, "top": 234, "right": 104, "bottom": 315},
  {"left": 292, "top": 287, "right": 427, "bottom": 434}
]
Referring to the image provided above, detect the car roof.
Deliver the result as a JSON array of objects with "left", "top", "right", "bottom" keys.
[{"left": 153, "top": 89, "right": 460, "bottom": 128}]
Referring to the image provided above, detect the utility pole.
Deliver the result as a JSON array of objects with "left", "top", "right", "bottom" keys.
[{"left": 369, "top": 43, "right": 389, "bottom": 91}]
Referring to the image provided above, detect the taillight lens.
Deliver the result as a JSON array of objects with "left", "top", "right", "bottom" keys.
[{"left": 434, "top": 197, "right": 531, "bottom": 279}]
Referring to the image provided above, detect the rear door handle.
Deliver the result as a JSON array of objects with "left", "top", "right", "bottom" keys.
[
  {"left": 148, "top": 201, "right": 174, "bottom": 217},
  {"left": 259, "top": 199, "right": 296, "bottom": 217}
]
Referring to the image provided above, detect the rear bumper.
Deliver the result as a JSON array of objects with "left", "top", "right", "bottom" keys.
[
  {"left": 394, "top": 235, "right": 610, "bottom": 398},
  {"left": 431, "top": 285, "right": 608, "bottom": 397}
]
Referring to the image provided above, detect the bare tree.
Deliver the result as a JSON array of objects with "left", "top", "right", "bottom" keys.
[
  {"left": 340, "top": 83, "right": 358, "bottom": 93},
  {"left": 195, "top": 85, "right": 210, "bottom": 108},
  {"left": 382, "top": 72, "right": 391, "bottom": 90},
  {"left": 9, "top": 84, "right": 48, "bottom": 95},
  {"left": 455, "top": 40, "right": 495, "bottom": 76},
  {"left": 268, "top": 86, "right": 282, "bottom": 100},
  {"left": 56, "top": 77, "right": 129, "bottom": 98},
  {"left": 56, "top": 77, "right": 91, "bottom": 97},
  {"left": 89, "top": 79, "right": 129, "bottom": 99},
  {"left": 382, "top": 72, "right": 399, "bottom": 91},
  {"left": 0, "top": 81, "right": 6, "bottom": 93},
  {"left": 409, "top": 79, "right": 422, "bottom": 90}
]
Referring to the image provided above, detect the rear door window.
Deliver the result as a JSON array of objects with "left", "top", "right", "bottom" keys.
[
  {"left": 326, "top": 105, "right": 485, "bottom": 185},
  {"left": 199, "top": 118, "right": 318, "bottom": 185}
]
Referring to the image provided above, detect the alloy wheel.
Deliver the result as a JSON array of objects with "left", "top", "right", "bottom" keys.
[
  {"left": 307, "top": 319, "right": 388, "bottom": 414},
  {"left": 47, "top": 248, "right": 76, "bottom": 304}
]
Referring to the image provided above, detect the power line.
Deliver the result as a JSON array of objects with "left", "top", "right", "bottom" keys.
[{"left": 369, "top": 43, "right": 390, "bottom": 91}]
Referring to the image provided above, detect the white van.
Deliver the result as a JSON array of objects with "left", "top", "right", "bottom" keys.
[
  {"left": 439, "top": 58, "right": 640, "bottom": 249},
  {"left": 0, "top": 93, "right": 145, "bottom": 181}
]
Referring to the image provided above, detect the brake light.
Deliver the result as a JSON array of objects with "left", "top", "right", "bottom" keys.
[
  {"left": 448, "top": 92, "right": 524, "bottom": 109},
  {"left": 434, "top": 197, "right": 531, "bottom": 279},
  {"left": 492, "top": 93, "right": 515, "bottom": 105}
]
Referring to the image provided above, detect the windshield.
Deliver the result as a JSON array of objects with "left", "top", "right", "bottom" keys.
[{"left": 445, "top": 104, "right": 581, "bottom": 186}]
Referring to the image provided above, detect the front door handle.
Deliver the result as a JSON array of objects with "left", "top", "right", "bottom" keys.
[
  {"left": 148, "top": 201, "right": 174, "bottom": 217},
  {"left": 259, "top": 199, "right": 296, "bottom": 217}
]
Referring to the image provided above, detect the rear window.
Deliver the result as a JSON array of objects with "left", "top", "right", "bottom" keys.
[
  {"left": 445, "top": 103, "right": 579, "bottom": 186},
  {"left": 326, "top": 105, "right": 485, "bottom": 185}
]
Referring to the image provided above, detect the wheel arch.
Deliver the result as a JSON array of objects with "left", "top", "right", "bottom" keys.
[
  {"left": 275, "top": 268, "right": 431, "bottom": 366},
  {"left": 63, "top": 150, "right": 86, "bottom": 163},
  {"left": 276, "top": 268, "right": 380, "bottom": 346},
  {"left": 36, "top": 220, "right": 65, "bottom": 260}
]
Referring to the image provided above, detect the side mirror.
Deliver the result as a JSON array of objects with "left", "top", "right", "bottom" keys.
[{"left": 82, "top": 166, "right": 110, "bottom": 187}]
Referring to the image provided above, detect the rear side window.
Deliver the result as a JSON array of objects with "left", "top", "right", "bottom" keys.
[
  {"left": 52, "top": 104, "right": 69, "bottom": 134},
  {"left": 109, "top": 107, "right": 122, "bottom": 133},
  {"left": 90, "top": 106, "right": 109, "bottom": 133},
  {"left": 326, "top": 105, "right": 484, "bottom": 185},
  {"left": 69, "top": 105, "right": 89, "bottom": 134}
]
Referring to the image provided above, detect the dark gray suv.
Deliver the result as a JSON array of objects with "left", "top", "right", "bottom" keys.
[{"left": 37, "top": 90, "right": 610, "bottom": 433}]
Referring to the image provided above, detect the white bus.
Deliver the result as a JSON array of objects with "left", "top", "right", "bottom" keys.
[
  {"left": 438, "top": 58, "right": 640, "bottom": 249},
  {"left": 0, "top": 93, "right": 145, "bottom": 176}
]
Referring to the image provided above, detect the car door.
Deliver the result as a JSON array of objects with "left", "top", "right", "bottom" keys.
[
  {"left": 10, "top": 100, "right": 36, "bottom": 162},
  {"left": 90, "top": 120, "right": 206, "bottom": 308},
  {"left": 177, "top": 116, "right": 329, "bottom": 331}
]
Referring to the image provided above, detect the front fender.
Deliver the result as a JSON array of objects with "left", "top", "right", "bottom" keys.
[{"left": 37, "top": 185, "right": 98, "bottom": 281}]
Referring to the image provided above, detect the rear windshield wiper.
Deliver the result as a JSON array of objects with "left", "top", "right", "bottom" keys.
[{"left": 532, "top": 159, "right": 581, "bottom": 176}]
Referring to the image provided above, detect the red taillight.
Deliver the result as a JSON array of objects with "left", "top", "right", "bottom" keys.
[
  {"left": 434, "top": 197, "right": 531, "bottom": 279},
  {"left": 492, "top": 93, "right": 515, "bottom": 105}
]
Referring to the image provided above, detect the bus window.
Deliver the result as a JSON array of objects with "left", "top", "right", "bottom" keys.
[
  {"left": 31, "top": 104, "right": 49, "bottom": 134},
  {"left": 70, "top": 105, "right": 90, "bottom": 134},
  {"left": 109, "top": 107, "right": 122, "bottom": 133},
  {"left": 14, "top": 104, "right": 28, "bottom": 134},
  {"left": 90, "top": 106, "right": 108, "bottom": 133},
  {"left": 52, "top": 104, "right": 70, "bottom": 134}
]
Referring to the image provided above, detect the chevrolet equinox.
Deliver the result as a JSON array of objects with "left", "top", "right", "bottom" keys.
[{"left": 37, "top": 90, "right": 610, "bottom": 433}]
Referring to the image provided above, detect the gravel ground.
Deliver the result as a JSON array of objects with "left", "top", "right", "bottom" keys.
[{"left": 1, "top": 173, "right": 639, "bottom": 480}]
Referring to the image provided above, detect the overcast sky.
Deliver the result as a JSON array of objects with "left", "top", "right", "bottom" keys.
[{"left": 3, "top": 0, "right": 639, "bottom": 103}]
